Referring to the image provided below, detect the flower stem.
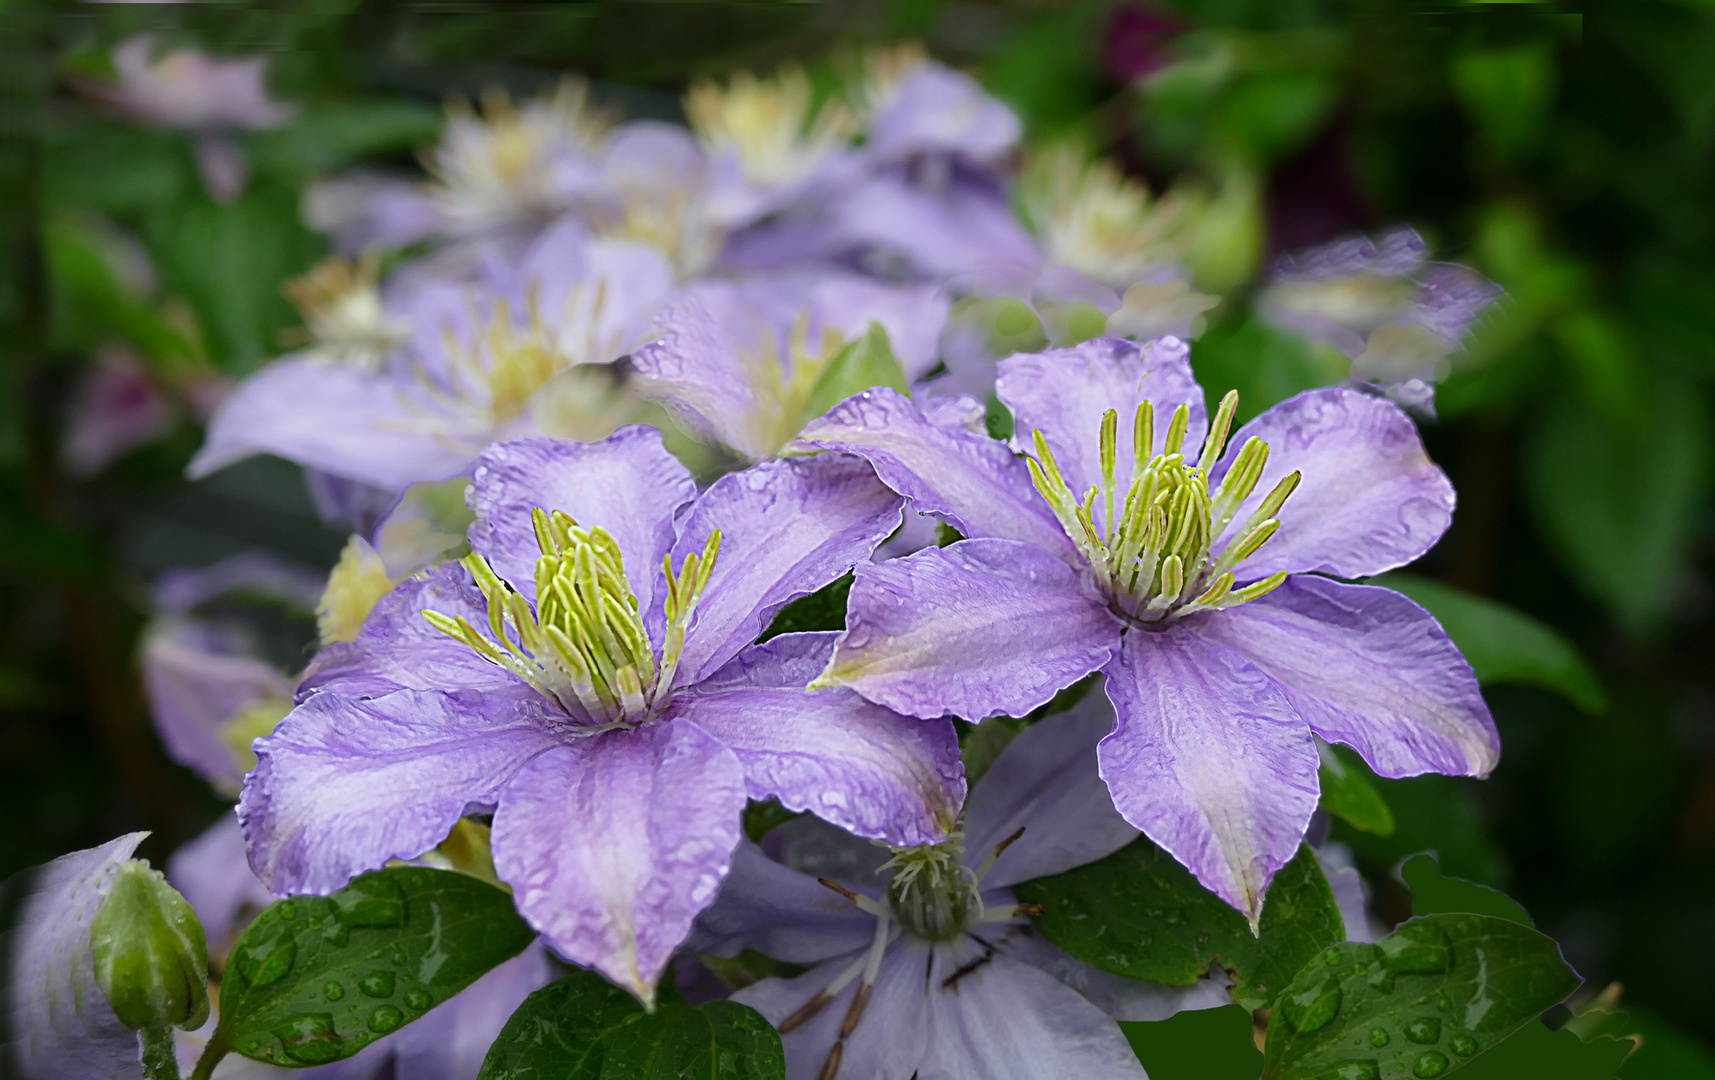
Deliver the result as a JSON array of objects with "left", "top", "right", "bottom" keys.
[{"left": 140, "top": 1026, "right": 180, "bottom": 1080}]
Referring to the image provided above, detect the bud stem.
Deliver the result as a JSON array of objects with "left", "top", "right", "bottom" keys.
[{"left": 141, "top": 1026, "right": 181, "bottom": 1080}]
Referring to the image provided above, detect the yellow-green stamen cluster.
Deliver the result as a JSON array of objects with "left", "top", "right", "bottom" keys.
[
  {"left": 879, "top": 831, "right": 979, "bottom": 941},
  {"left": 425, "top": 508, "right": 719, "bottom": 727},
  {"left": 1027, "top": 390, "right": 1299, "bottom": 621}
]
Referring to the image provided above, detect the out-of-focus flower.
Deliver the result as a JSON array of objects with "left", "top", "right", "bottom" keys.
[
  {"left": 1018, "top": 142, "right": 1190, "bottom": 290},
  {"left": 61, "top": 348, "right": 176, "bottom": 478},
  {"left": 587, "top": 122, "right": 725, "bottom": 279},
  {"left": 141, "top": 554, "right": 321, "bottom": 795},
  {"left": 9, "top": 833, "right": 152, "bottom": 1079},
  {"left": 693, "top": 697, "right": 1229, "bottom": 1080},
  {"left": 796, "top": 337, "right": 1499, "bottom": 922},
  {"left": 631, "top": 270, "right": 949, "bottom": 461},
  {"left": 190, "top": 221, "right": 673, "bottom": 493},
  {"left": 281, "top": 255, "right": 410, "bottom": 372},
  {"left": 1256, "top": 226, "right": 1503, "bottom": 410},
  {"left": 75, "top": 36, "right": 296, "bottom": 201},
  {"left": 240, "top": 430, "right": 962, "bottom": 1004}
]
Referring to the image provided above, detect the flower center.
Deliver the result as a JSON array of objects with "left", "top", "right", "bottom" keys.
[
  {"left": 686, "top": 67, "right": 856, "bottom": 187},
  {"left": 1020, "top": 144, "right": 1186, "bottom": 286},
  {"left": 879, "top": 833, "right": 980, "bottom": 942},
  {"left": 1026, "top": 390, "right": 1299, "bottom": 621},
  {"left": 424, "top": 508, "right": 720, "bottom": 728},
  {"left": 283, "top": 255, "right": 406, "bottom": 371}
]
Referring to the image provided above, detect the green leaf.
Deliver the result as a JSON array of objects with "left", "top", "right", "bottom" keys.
[
  {"left": 758, "top": 573, "right": 851, "bottom": 641},
  {"left": 1376, "top": 574, "right": 1606, "bottom": 713},
  {"left": 477, "top": 968, "right": 786, "bottom": 1080},
  {"left": 1522, "top": 383, "right": 1711, "bottom": 636},
  {"left": 249, "top": 100, "right": 444, "bottom": 182},
  {"left": 1448, "top": 1020, "right": 1633, "bottom": 1080},
  {"left": 1261, "top": 915, "right": 1580, "bottom": 1080},
  {"left": 1400, "top": 855, "right": 1532, "bottom": 927},
  {"left": 802, "top": 322, "right": 909, "bottom": 424},
  {"left": 1320, "top": 744, "right": 1396, "bottom": 837},
  {"left": 1015, "top": 840, "right": 1345, "bottom": 1011},
  {"left": 213, "top": 867, "right": 533, "bottom": 1068}
]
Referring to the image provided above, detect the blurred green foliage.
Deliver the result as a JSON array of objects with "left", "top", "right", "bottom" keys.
[{"left": 1, "top": 0, "right": 1712, "bottom": 1070}]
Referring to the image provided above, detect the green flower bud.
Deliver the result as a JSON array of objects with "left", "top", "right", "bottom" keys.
[{"left": 90, "top": 859, "right": 210, "bottom": 1031}]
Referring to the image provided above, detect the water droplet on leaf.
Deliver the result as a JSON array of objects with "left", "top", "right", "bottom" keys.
[
  {"left": 368, "top": 1005, "right": 404, "bottom": 1034},
  {"left": 1282, "top": 977, "right": 1342, "bottom": 1033},
  {"left": 1316, "top": 1063, "right": 1379, "bottom": 1080},
  {"left": 1435, "top": 992, "right": 1453, "bottom": 1011},
  {"left": 322, "top": 981, "right": 344, "bottom": 1001},
  {"left": 391, "top": 946, "right": 408, "bottom": 965},
  {"left": 359, "top": 971, "right": 395, "bottom": 998},
  {"left": 277, "top": 900, "right": 298, "bottom": 920},
  {"left": 1368, "top": 1027, "right": 1390, "bottom": 1047},
  {"left": 235, "top": 936, "right": 296, "bottom": 988},
  {"left": 1379, "top": 921, "right": 1451, "bottom": 975},
  {"left": 404, "top": 988, "right": 432, "bottom": 1010},
  {"left": 1413, "top": 1051, "right": 1449, "bottom": 1077},
  {"left": 1406, "top": 1017, "right": 1441, "bottom": 1043},
  {"left": 1449, "top": 1035, "right": 1477, "bottom": 1057},
  {"left": 334, "top": 875, "right": 407, "bottom": 929},
  {"left": 273, "top": 1014, "right": 345, "bottom": 1065}
]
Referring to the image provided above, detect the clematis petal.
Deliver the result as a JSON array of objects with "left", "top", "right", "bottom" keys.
[
  {"left": 673, "top": 456, "right": 903, "bottom": 685},
  {"left": 918, "top": 944, "right": 1146, "bottom": 1080},
  {"left": 866, "top": 62, "right": 1021, "bottom": 166},
  {"left": 670, "top": 632, "right": 963, "bottom": 845},
  {"left": 490, "top": 719, "right": 746, "bottom": 1003},
  {"left": 239, "top": 688, "right": 558, "bottom": 896},
  {"left": 1188, "top": 576, "right": 1499, "bottom": 777},
  {"left": 999, "top": 931, "right": 1234, "bottom": 1022},
  {"left": 1098, "top": 627, "right": 1320, "bottom": 921},
  {"left": 688, "top": 840, "right": 876, "bottom": 966},
  {"left": 735, "top": 939, "right": 933, "bottom": 1080},
  {"left": 301, "top": 564, "right": 520, "bottom": 700},
  {"left": 792, "top": 387, "right": 1073, "bottom": 558},
  {"left": 166, "top": 816, "right": 277, "bottom": 951},
  {"left": 11, "top": 833, "right": 148, "bottom": 1080},
  {"left": 189, "top": 357, "right": 471, "bottom": 491},
  {"left": 1212, "top": 387, "right": 1453, "bottom": 581},
  {"left": 962, "top": 691, "right": 1135, "bottom": 888},
  {"left": 819, "top": 539, "right": 1119, "bottom": 721},
  {"left": 467, "top": 430, "right": 695, "bottom": 617},
  {"left": 628, "top": 286, "right": 763, "bottom": 458},
  {"left": 996, "top": 336, "right": 1206, "bottom": 509},
  {"left": 141, "top": 620, "right": 294, "bottom": 789}
]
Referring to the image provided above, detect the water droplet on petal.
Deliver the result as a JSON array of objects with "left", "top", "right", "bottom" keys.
[
  {"left": 368, "top": 1005, "right": 404, "bottom": 1034},
  {"left": 1368, "top": 1027, "right": 1390, "bottom": 1047},
  {"left": 322, "top": 981, "right": 344, "bottom": 1001},
  {"left": 1413, "top": 1051, "right": 1449, "bottom": 1077},
  {"left": 359, "top": 971, "right": 395, "bottom": 998},
  {"left": 273, "top": 1014, "right": 345, "bottom": 1065},
  {"left": 1406, "top": 1017, "right": 1441, "bottom": 1044},
  {"left": 404, "top": 988, "right": 432, "bottom": 1011}
]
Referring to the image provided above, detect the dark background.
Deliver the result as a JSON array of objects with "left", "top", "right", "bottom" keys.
[{"left": 1, "top": 0, "right": 1711, "bottom": 1070}]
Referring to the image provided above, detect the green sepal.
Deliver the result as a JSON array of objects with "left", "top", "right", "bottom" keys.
[
  {"left": 477, "top": 968, "right": 786, "bottom": 1079},
  {"left": 210, "top": 866, "right": 533, "bottom": 1068},
  {"left": 1261, "top": 914, "right": 1580, "bottom": 1080},
  {"left": 91, "top": 859, "right": 210, "bottom": 1032},
  {"left": 1015, "top": 839, "right": 1345, "bottom": 1011}
]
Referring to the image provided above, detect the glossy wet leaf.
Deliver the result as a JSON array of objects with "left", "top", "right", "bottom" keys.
[
  {"left": 1261, "top": 914, "right": 1580, "bottom": 1080},
  {"left": 477, "top": 968, "right": 786, "bottom": 1080},
  {"left": 1320, "top": 743, "right": 1396, "bottom": 836},
  {"left": 213, "top": 866, "right": 533, "bottom": 1068},
  {"left": 802, "top": 322, "right": 909, "bottom": 423},
  {"left": 1016, "top": 839, "right": 1345, "bottom": 1010},
  {"left": 1377, "top": 574, "right": 1605, "bottom": 714}
]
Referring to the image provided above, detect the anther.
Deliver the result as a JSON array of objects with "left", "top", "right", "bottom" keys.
[
  {"left": 818, "top": 878, "right": 862, "bottom": 904},
  {"left": 817, "top": 1040, "right": 844, "bottom": 1080},
  {"left": 779, "top": 990, "right": 832, "bottom": 1033},
  {"left": 840, "top": 983, "right": 872, "bottom": 1037},
  {"left": 974, "top": 826, "right": 1025, "bottom": 882}
]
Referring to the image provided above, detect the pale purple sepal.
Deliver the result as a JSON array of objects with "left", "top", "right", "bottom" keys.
[
  {"left": 141, "top": 620, "right": 294, "bottom": 789},
  {"left": 153, "top": 552, "right": 323, "bottom": 615},
  {"left": 996, "top": 337, "right": 1206, "bottom": 508},
  {"left": 304, "top": 172, "right": 445, "bottom": 253},
  {"left": 1000, "top": 932, "right": 1233, "bottom": 1022},
  {"left": 188, "top": 357, "right": 471, "bottom": 491},
  {"left": 300, "top": 565, "right": 518, "bottom": 700},
  {"left": 687, "top": 840, "right": 877, "bottom": 966},
  {"left": 490, "top": 720, "right": 745, "bottom": 1000},
  {"left": 671, "top": 455, "right": 903, "bottom": 684},
  {"left": 824, "top": 538, "right": 1119, "bottom": 721},
  {"left": 670, "top": 632, "right": 962, "bottom": 845},
  {"left": 865, "top": 62, "right": 1021, "bottom": 167},
  {"left": 10, "top": 833, "right": 148, "bottom": 1080},
  {"left": 828, "top": 171, "right": 1042, "bottom": 283},
  {"left": 792, "top": 388, "right": 1073, "bottom": 559},
  {"left": 466, "top": 429, "right": 694, "bottom": 618},
  {"left": 962, "top": 691, "right": 1136, "bottom": 888},
  {"left": 1190, "top": 576, "right": 1499, "bottom": 778},
  {"left": 87, "top": 36, "right": 295, "bottom": 132},
  {"left": 1211, "top": 388, "right": 1454, "bottom": 581},
  {"left": 239, "top": 688, "right": 558, "bottom": 895},
  {"left": 1098, "top": 627, "right": 1321, "bottom": 920}
]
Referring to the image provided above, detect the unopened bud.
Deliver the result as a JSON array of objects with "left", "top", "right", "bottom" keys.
[{"left": 90, "top": 859, "right": 210, "bottom": 1031}]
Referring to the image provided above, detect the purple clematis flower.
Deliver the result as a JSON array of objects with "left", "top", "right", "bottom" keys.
[
  {"left": 691, "top": 695, "right": 1229, "bottom": 1080},
  {"left": 793, "top": 336, "right": 1499, "bottom": 920},
  {"left": 630, "top": 270, "right": 950, "bottom": 461},
  {"left": 190, "top": 220, "right": 673, "bottom": 494},
  {"left": 239, "top": 427, "right": 964, "bottom": 1002},
  {"left": 1256, "top": 226, "right": 1502, "bottom": 411}
]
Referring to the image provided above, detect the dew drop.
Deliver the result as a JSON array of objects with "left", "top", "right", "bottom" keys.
[
  {"left": 1413, "top": 1050, "right": 1449, "bottom": 1078},
  {"left": 368, "top": 1005, "right": 405, "bottom": 1034},
  {"left": 278, "top": 900, "right": 298, "bottom": 921},
  {"left": 1281, "top": 978, "right": 1342, "bottom": 1034},
  {"left": 322, "top": 981, "right": 344, "bottom": 1001},
  {"left": 1368, "top": 1027, "right": 1390, "bottom": 1047},
  {"left": 335, "top": 875, "right": 407, "bottom": 929},
  {"left": 404, "top": 988, "right": 432, "bottom": 1011},
  {"left": 1435, "top": 992, "right": 1453, "bottom": 1011},
  {"left": 391, "top": 946, "right": 408, "bottom": 966},
  {"left": 1324, "top": 949, "right": 1342, "bottom": 967},
  {"left": 1449, "top": 1035, "right": 1477, "bottom": 1057},
  {"left": 235, "top": 936, "right": 296, "bottom": 988},
  {"left": 273, "top": 1014, "right": 345, "bottom": 1065},
  {"left": 1378, "top": 922, "right": 1452, "bottom": 975},
  {"left": 1317, "top": 1063, "right": 1379, "bottom": 1080},
  {"left": 359, "top": 971, "right": 396, "bottom": 998},
  {"left": 1406, "top": 1017, "right": 1441, "bottom": 1044}
]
